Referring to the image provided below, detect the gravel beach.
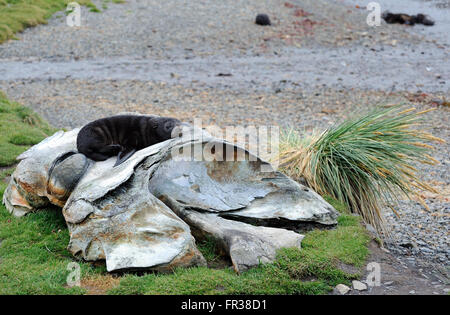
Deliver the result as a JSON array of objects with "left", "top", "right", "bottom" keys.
[{"left": 0, "top": 0, "right": 448, "bottom": 293}]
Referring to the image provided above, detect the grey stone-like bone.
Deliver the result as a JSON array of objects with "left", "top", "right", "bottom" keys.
[
  {"left": 148, "top": 140, "right": 339, "bottom": 225},
  {"left": 3, "top": 124, "right": 339, "bottom": 272},
  {"left": 2, "top": 129, "right": 81, "bottom": 215},
  {"left": 160, "top": 195, "right": 304, "bottom": 273},
  {"left": 64, "top": 156, "right": 206, "bottom": 272}
]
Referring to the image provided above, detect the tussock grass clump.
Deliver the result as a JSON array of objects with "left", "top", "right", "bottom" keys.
[{"left": 278, "top": 106, "right": 444, "bottom": 234}]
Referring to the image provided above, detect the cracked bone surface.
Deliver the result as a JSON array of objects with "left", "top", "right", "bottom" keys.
[{"left": 3, "top": 124, "right": 339, "bottom": 272}]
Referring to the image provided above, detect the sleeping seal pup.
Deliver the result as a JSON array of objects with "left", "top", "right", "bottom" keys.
[{"left": 77, "top": 115, "right": 182, "bottom": 167}]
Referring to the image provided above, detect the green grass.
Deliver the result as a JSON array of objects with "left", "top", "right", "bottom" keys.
[
  {"left": 101, "top": 0, "right": 125, "bottom": 9},
  {"left": 0, "top": 91, "right": 56, "bottom": 166},
  {"left": 0, "top": 206, "right": 104, "bottom": 294},
  {"left": 0, "top": 92, "right": 370, "bottom": 295},
  {"left": 197, "top": 236, "right": 222, "bottom": 263},
  {"left": 0, "top": 0, "right": 113, "bottom": 44}
]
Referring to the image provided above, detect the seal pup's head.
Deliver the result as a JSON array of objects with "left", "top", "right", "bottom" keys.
[{"left": 154, "top": 117, "right": 182, "bottom": 141}]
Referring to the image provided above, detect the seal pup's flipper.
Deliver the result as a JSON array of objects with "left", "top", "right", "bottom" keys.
[{"left": 114, "top": 148, "right": 137, "bottom": 167}]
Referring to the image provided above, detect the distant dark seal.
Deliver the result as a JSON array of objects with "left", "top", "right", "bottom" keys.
[
  {"left": 77, "top": 115, "right": 182, "bottom": 167},
  {"left": 382, "top": 11, "right": 434, "bottom": 26},
  {"left": 255, "top": 14, "right": 271, "bottom": 26}
]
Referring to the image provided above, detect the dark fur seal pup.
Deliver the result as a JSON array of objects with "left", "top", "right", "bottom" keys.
[
  {"left": 77, "top": 115, "right": 181, "bottom": 166},
  {"left": 382, "top": 11, "right": 435, "bottom": 26}
]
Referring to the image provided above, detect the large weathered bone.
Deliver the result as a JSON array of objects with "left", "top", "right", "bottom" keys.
[
  {"left": 148, "top": 140, "right": 338, "bottom": 225},
  {"left": 64, "top": 155, "right": 206, "bottom": 272},
  {"left": 3, "top": 125, "right": 339, "bottom": 272},
  {"left": 2, "top": 129, "right": 84, "bottom": 216},
  {"left": 160, "top": 195, "right": 304, "bottom": 273},
  {"left": 62, "top": 135, "right": 209, "bottom": 272}
]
